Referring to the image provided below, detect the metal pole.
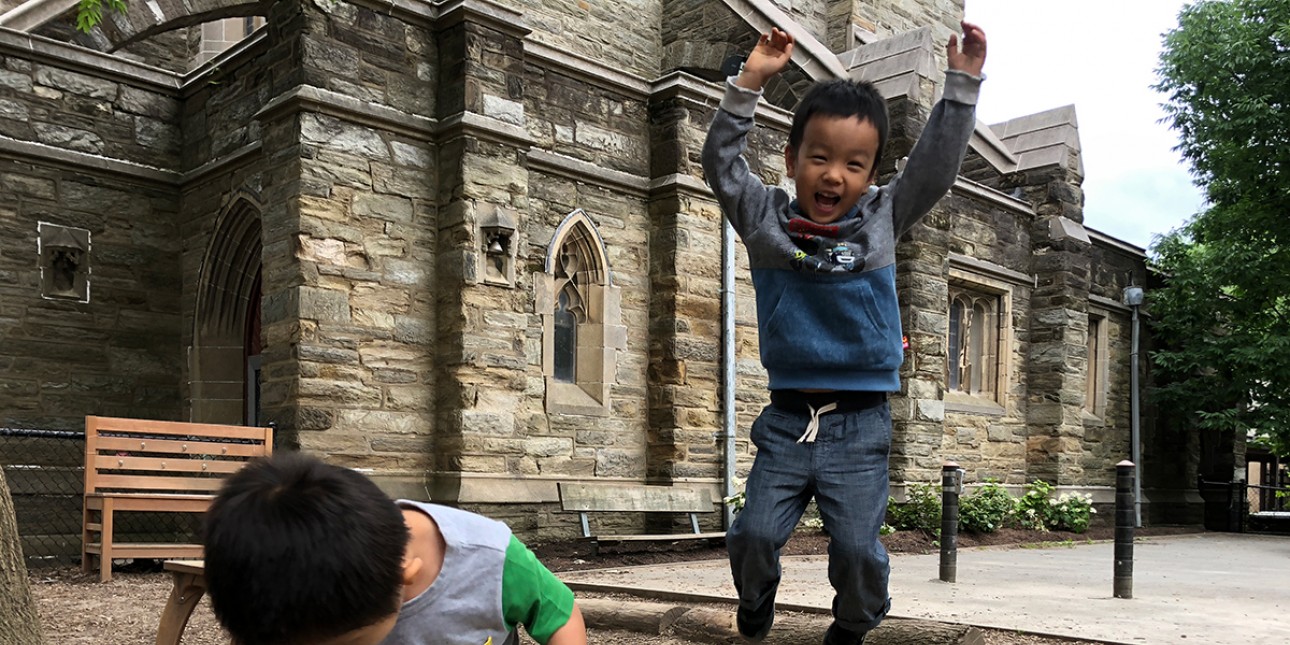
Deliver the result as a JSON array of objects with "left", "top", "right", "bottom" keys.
[
  {"left": 939, "top": 462, "right": 962, "bottom": 583},
  {"left": 1129, "top": 303, "right": 1143, "bottom": 527},
  {"left": 1114, "top": 460, "right": 1135, "bottom": 599},
  {"left": 721, "top": 219, "right": 737, "bottom": 530}
]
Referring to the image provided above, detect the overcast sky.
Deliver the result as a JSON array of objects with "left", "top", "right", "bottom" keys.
[{"left": 962, "top": 0, "right": 1205, "bottom": 251}]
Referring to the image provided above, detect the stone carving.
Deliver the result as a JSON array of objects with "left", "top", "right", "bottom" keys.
[{"left": 37, "top": 223, "right": 90, "bottom": 302}]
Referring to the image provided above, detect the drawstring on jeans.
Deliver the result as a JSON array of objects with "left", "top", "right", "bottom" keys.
[{"left": 796, "top": 401, "right": 838, "bottom": 443}]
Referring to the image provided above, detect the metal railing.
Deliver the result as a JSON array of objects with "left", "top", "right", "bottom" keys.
[{"left": 1, "top": 427, "right": 201, "bottom": 568}]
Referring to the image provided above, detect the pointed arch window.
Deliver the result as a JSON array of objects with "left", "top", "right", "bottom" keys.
[
  {"left": 553, "top": 286, "right": 580, "bottom": 382},
  {"left": 947, "top": 288, "right": 1003, "bottom": 402},
  {"left": 539, "top": 210, "right": 625, "bottom": 416}
]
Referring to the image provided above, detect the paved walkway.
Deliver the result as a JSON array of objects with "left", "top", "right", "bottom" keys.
[{"left": 561, "top": 533, "right": 1290, "bottom": 644}]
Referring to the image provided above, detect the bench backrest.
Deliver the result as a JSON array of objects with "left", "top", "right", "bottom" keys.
[
  {"left": 83, "top": 416, "right": 273, "bottom": 496},
  {"left": 558, "top": 482, "right": 715, "bottom": 513}
]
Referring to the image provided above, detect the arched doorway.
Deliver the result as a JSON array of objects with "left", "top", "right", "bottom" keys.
[{"left": 191, "top": 192, "right": 263, "bottom": 425}]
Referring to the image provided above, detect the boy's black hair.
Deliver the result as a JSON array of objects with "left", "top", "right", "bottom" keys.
[
  {"left": 203, "top": 452, "right": 410, "bottom": 645},
  {"left": 788, "top": 79, "right": 889, "bottom": 172}
]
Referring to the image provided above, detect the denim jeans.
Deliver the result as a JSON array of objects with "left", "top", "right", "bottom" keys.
[{"left": 728, "top": 400, "right": 893, "bottom": 634}]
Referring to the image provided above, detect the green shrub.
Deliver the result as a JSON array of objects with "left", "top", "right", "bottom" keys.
[
  {"left": 1049, "top": 492, "right": 1096, "bottom": 533},
  {"left": 1014, "top": 479, "right": 1055, "bottom": 531},
  {"left": 887, "top": 481, "right": 941, "bottom": 533},
  {"left": 1013, "top": 480, "right": 1096, "bottom": 533},
  {"left": 959, "top": 480, "right": 1014, "bottom": 533}
]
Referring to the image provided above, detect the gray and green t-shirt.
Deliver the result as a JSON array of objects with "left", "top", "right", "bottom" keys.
[{"left": 382, "top": 501, "right": 575, "bottom": 645}]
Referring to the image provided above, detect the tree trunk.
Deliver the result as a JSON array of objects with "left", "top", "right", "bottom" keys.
[
  {"left": 0, "top": 468, "right": 44, "bottom": 645},
  {"left": 580, "top": 598, "right": 983, "bottom": 645}
]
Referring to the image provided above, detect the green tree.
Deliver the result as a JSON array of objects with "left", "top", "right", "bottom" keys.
[
  {"left": 75, "top": 0, "right": 126, "bottom": 33},
  {"left": 1150, "top": 0, "right": 1290, "bottom": 459}
]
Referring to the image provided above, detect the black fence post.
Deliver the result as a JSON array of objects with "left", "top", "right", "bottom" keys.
[
  {"left": 1114, "top": 460, "right": 1135, "bottom": 599},
  {"left": 939, "top": 461, "right": 962, "bottom": 583},
  {"left": 1229, "top": 479, "right": 1247, "bottom": 533}
]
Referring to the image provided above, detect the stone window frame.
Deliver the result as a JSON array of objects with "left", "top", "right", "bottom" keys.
[
  {"left": 1084, "top": 310, "right": 1109, "bottom": 419},
  {"left": 536, "top": 209, "right": 626, "bottom": 417},
  {"left": 944, "top": 266, "right": 1014, "bottom": 415}
]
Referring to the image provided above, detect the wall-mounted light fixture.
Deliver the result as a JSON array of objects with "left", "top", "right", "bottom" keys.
[{"left": 479, "top": 204, "right": 517, "bottom": 287}]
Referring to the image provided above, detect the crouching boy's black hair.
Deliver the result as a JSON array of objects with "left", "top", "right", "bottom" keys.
[{"left": 204, "top": 452, "right": 410, "bottom": 645}]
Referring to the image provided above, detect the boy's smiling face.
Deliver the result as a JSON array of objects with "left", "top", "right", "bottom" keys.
[{"left": 785, "top": 114, "right": 880, "bottom": 224}]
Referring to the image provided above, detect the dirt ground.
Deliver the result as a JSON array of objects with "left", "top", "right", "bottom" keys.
[{"left": 30, "top": 526, "right": 1194, "bottom": 645}]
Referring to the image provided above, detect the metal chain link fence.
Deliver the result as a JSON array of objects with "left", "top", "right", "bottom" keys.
[{"left": 1, "top": 427, "right": 201, "bottom": 568}]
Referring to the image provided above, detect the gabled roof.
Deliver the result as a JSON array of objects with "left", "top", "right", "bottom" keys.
[{"left": 989, "top": 105, "right": 1083, "bottom": 176}]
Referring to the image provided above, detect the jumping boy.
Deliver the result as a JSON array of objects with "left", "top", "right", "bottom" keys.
[
  {"left": 202, "top": 452, "right": 586, "bottom": 645},
  {"left": 701, "top": 23, "right": 987, "bottom": 645}
]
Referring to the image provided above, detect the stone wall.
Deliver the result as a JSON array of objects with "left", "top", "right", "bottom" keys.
[
  {"left": 0, "top": 50, "right": 181, "bottom": 168},
  {"left": 498, "top": 0, "right": 662, "bottom": 79},
  {"left": 254, "top": 0, "right": 440, "bottom": 468},
  {"left": 0, "top": 36, "right": 184, "bottom": 428},
  {"left": 0, "top": 0, "right": 1197, "bottom": 536},
  {"left": 850, "top": 0, "right": 962, "bottom": 43}
]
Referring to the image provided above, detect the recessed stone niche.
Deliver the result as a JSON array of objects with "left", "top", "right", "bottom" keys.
[{"left": 38, "top": 222, "right": 91, "bottom": 303}]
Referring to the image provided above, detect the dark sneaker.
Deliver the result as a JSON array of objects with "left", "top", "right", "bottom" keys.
[
  {"left": 736, "top": 600, "right": 774, "bottom": 642},
  {"left": 823, "top": 623, "right": 866, "bottom": 645}
]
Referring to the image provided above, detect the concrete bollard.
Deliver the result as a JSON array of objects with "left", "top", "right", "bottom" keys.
[
  {"left": 939, "top": 462, "right": 963, "bottom": 583},
  {"left": 1114, "top": 460, "right": 1135, "bottom": 599}
]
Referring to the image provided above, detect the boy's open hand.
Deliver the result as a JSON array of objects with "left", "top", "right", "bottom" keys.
[
  {"left": 736, "top": 28, "right": 794, "bottom": 91},
  {"left": 947, "top": 21, "right": 986, "bottom": 77}
]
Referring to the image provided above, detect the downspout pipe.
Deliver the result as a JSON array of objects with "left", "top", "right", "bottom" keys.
[
  {"left": 1130, "top": 302, "right": 1142, "bottom": 527},
  {"left": 722, "top": 218, "right": 737, "bottom": 530},
  {"left": 1123, "top": 285, "right": 1145, "bottom": 528}
]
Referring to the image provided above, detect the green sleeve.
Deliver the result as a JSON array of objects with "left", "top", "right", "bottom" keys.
[{"left": 501, "top": 535, "right": 575, "bottom": 645}]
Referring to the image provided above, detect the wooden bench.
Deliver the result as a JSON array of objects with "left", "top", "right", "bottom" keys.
[
  {"left": 557, "top": 482, "right": 725, "bottom": 555},
  {"left": 81, "top": 416, "right": 272, "bottom": 581},
  {"left": 156, "top": 560, "right": 207, "bottom": 645}
]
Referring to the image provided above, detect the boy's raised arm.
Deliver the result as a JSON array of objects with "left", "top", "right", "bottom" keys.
[
  {"left": 888, "top": 20, "right": 987, "bottom": 236},
  {"left": 736, "top": 28, "right": 794, "bottom": 91},
  {"left": 947, "top": 21, "right": 987, "bottom": 78}
]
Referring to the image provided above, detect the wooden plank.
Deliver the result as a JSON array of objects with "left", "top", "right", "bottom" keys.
[
  {"left": 558, "top": 482, "right": 714, "bottom": 513},
  {"left": 584, "top": 532, "right": 726, "bottom": 543},
  {"left": 84, "top": 542, "right": 204, "bottom": 558},
  {"left": 92, "top": 436, "right": 269, "bottom": 458},
  {"left": 165, "top": 560, "right": 205, "bottom": 575},
  {"left": 90, "top": 474, "right": 225, "bottom": 493},
  {"left": 86, "top": 493, "right": 213, "bottom": 513},
  {"left": 92, "top": 455, "right": 246, "bottom": 475},
  {"left": 88, "top": 416, "right": 270, "bottom": 441}
]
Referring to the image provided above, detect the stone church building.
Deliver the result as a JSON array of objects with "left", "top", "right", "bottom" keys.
[{"left": 0, "top": 0, "right": 1204, "bottom": 537}]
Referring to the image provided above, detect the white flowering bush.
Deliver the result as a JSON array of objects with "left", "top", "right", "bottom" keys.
[
  {"left": 723, "top": 477, "right": 747, "bottom": 514},
  {"left": 1049, "top": 492, "right": 1097, "bottom": 533},
  {"left": 1013, "top": 480, "right": 1096, "bottom": 533}
]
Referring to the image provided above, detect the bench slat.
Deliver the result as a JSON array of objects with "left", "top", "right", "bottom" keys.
[
  {"left": 88, "top": 416, "right": 270, "bottom": 441},
  {"left": 92, "top": 436, "right": 269, "bottom": 458},
  {"left": 91, "top": 473, "right": 226, "bottom": 493},
  {"left": 83, "top": 543, "right": 204, "bottom": 558},
  {"left": 85, "top": 494, "right": 213, "bottom": 513},
  {"left": 558, "top": 482, "right": 714, "bottom": 513},
  {"left": 93, "top": 455, "right": 246, "bottom": 475},
  {"left": 580, "top": 532, "right": 727, "bottom": 543}
]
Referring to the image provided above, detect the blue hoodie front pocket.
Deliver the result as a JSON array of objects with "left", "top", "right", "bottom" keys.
[{"left": 757, "top": 271, "right": 903, "bottom": 373}]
